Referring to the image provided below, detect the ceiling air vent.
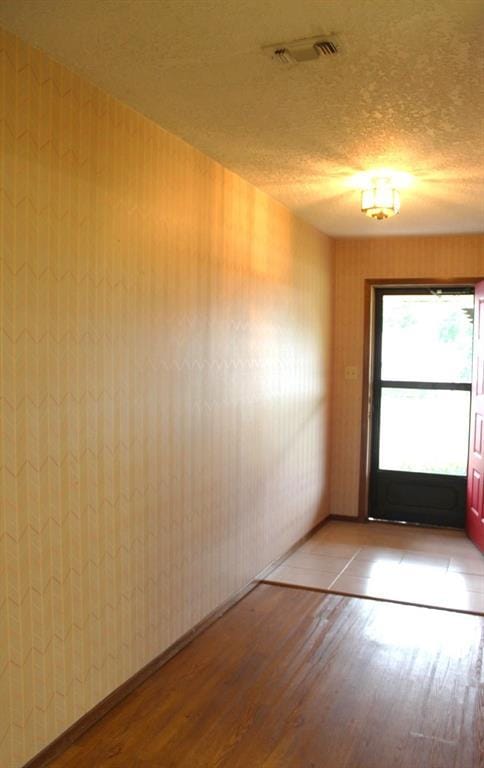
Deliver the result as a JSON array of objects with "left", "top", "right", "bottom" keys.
[
  {"left": 262, "top": 34, "right": 339, "bottom": 65},
  {"left": 273, "top": 48, "right": 293, "bottom": 65},
  {"left": 314, "top": 40, "right": 338, "bottom": 56}
]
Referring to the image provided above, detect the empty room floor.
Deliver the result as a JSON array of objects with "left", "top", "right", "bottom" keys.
[
  {"left": 46, "top": 585, "right": 482, "bottom": 768},
  {"left": 263, "top": 520, "right": 484, "bottom": 614}
]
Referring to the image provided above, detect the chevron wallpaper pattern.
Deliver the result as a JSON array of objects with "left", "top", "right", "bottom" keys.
[{"left": 0, "top": 27, "right": 332, "bottom": 768}]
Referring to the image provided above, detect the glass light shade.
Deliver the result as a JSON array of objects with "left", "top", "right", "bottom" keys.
[{"left": 361, "top": 179, "right": 400, "bottom": 220}]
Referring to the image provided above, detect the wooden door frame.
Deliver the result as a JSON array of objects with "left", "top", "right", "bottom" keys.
[{"left": 358, "top": 276, "right": 482, "bottom": 521}]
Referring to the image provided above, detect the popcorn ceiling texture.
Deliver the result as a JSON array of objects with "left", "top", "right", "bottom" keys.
[
  {"left": 0, "top": 27, "right": 332, "bottom": 768},
  {"left": 0, "top": 0, "right": 483, "bottom": 237}
]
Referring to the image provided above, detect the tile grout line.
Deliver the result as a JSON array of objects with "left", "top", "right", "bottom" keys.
[{"left": 327, "top": 548, "right": 364, "bottom": 589}]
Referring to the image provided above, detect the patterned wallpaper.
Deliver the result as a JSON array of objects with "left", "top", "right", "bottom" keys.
[
  {"left": 0, "top": 28, "right": 332, "bottom": 768},
  {"left": 330, "top": 235, "right": 484, "bottom": 519}
]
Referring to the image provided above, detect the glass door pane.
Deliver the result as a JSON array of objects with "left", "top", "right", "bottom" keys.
[
  {"left": 379, "top": 388, "right": 471, "bottom": 475},
  {"left": 381, "top": 293, "right": 474, "bottom": 383}
]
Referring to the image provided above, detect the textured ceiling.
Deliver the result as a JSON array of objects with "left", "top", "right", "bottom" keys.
[{"left": 1, "top": 0, "right": 484, "bottom": 236}]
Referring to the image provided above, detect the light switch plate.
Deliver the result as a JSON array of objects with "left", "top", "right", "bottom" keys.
[{"left": 344, "top": 365, "right": 358, "bottom": 380}]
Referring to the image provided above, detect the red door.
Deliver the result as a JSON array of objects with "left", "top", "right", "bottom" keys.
[{"left": 467, "top": 280, "right": 484, "bottom": 552}]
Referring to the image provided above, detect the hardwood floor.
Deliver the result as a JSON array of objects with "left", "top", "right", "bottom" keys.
[{"left": 47, "top": 584, "right": 483, "bottom": 768}]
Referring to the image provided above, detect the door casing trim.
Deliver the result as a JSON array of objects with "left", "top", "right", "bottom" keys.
[{"left": 358, "top": 277, "right": 482, "bottom": 521}]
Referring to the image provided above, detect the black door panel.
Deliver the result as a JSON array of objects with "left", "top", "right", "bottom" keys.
[{"left": 371, "top": 470, "right": 466, "bottom": 527}]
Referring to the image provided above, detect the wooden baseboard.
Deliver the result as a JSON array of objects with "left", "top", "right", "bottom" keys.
[
  {"left": 23, "top": 515, "right": 328, "bottom": 768},
  {"left": 328, "top": 514, "right": 367, "bottom": 523}
]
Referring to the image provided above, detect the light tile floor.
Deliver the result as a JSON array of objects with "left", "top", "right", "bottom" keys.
[{"left": 263, "top": 520, "right": 484, "bottom": 615}]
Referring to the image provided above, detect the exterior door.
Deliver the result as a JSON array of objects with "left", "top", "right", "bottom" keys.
[
  {"left": 467, "top": 280, "right": 484, "bottom": 552},
  {"left": 369, "top": 287, "right": 474, "bottom": 527}
]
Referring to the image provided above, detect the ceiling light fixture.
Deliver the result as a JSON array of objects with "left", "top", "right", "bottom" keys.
[{"left": 360, "top": 176, "right": 400, "bottom": 220}]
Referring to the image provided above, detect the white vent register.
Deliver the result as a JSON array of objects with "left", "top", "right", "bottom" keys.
[{"left": 262, "top": 34, "right": 339, "bottom": 65}]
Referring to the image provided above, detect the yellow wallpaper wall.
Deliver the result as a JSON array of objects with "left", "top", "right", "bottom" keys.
[
  {"left": 330, "top": 234, "right": 484, "bottom": 519},
  {"left": 0, "top": 28, "right": 332, "bottom": 768}
]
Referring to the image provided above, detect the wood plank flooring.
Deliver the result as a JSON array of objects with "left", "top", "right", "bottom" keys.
[{"left": 47, "top": 584, "right": 483, "bottom": 768}]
